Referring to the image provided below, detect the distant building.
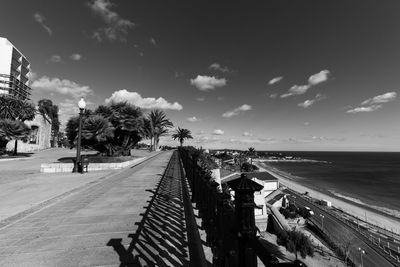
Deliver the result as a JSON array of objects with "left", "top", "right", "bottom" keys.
[{"left": 0, "top": 37, "right": 31, "bottom": 100}]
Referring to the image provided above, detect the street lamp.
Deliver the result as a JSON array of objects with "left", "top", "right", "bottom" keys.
[
  {"left": 358, "top": 247, "right": 365, "bottom": 267},
  {"left": 74, "top": 98, "right": 86, "bottom": 173},
  {"left": 320, "top": 214, "right": 325, "bottom": 231}
]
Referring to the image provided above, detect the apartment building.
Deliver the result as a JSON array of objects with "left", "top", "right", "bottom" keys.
[{"left": 0, "top": 37, "right": 31, "bottom": 100}]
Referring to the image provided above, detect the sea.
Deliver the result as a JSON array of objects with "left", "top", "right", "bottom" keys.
[{"left": 259, "top": 151, "right": 400, "bottom": 220}]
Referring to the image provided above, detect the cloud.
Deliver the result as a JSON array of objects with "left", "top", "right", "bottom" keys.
[
  {"left": 31, "top": 76, "right": 93, "bottom": 99},
  {"left": 308, "top": 70, "right": 331, "bottom": 86},
  {"left": 361, "top": 92, "right": 397, "bottom": 105},
  {"left": 298, "top": 94, "right": 325, "bottom": 108},
  {"left": 268, "top": 76, "right": 283, "bottom": 85},
  {"left": 347, "top": 91, "right": 396, "bottom": 114},
  {"left": 187, "top": 116, "right": 199, "bottom": 122},
  {"left": 280, "top": 70, "right": 331, "bottom": 98},
  {"left": 33, "top": 12, "right": 52, "bottom": 36},
  {"left": 217, "top": 96, "right": 224, "bottom": 101},
  {"left": 281, "top": 85, "right": 311, "bottom": 98},
  {"left": 88, "top": 0, "right": 135, "bottom": 42},
  {"left": 346, "top": 105, "right": 383, "bottom": 113},
  {"left": 212, "top": 129, "right": 224, "bottom": 135},
  {"left": 27, "top": 71, "right": 38, "bottom": 81},
  {"left": 105, "top": 89, "right": 183, "bottom": 110},
  {"left": 150, "top": 38, "right": 157, "bottom": 46},
  {"left": 49, "top": 55, "right": 61, "bottom": 63},
  {"left": 222, "top": 104, "right": 252, "bottom": 118},
  {"left": 269, "top": 93, "right": 278, "bottom": 99},
  {"left": 242, "top": 132, "right": 251, "bottom": 137},
  {"left": 70, "top": 53, "right": 82, "bottom": 61},
  {"left": 58, "top": 99, "right": 80, "bottom": 130},
  {"left": 303, "top": 122, "right": 310, "bottom": 126},
  {"left": 190, "top": 75, "right": 227, "bottom": 91},
  {"left": 209, "top": 63, "right": 230, "bottom": 73},
  {"left": 196, "top": 97, "right": 205, "bottom": 102}
]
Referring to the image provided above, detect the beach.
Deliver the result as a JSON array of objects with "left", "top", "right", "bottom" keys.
[{"left": 254, "top": 161, "right": 400, "bottom": 234}]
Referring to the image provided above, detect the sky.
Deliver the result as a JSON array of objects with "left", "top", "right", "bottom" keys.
[{"left": 1, "top": 0, "right": 400, "bottom": 151}]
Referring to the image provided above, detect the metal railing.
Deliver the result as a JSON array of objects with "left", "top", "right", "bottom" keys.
[{"left": 179, "top": 147, "right": 301, "bottom": 267}]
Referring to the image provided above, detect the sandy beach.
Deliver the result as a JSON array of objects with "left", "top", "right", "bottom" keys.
[{"left": 254, "top": 161, "right": 400, "bottom": 235}]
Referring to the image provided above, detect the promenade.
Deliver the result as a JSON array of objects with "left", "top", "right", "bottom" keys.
[{"left": 0, "top": 150, "right": 200, "bottom": 266}]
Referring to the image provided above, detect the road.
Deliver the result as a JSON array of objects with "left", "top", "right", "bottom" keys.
[
  {"left": 286, "top": 190, "right": 396, "bottom": 267},
  {"left": 0, "top": 150, "right": 191, "bottom": 266}
]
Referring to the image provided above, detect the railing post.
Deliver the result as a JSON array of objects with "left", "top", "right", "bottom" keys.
[{"left": 228, "top": 173, "right": 264, "bottom": 267}]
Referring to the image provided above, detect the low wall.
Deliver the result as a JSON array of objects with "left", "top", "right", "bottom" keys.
[{"left": 40, "top": 157, "right": 146, "bottom": 173}]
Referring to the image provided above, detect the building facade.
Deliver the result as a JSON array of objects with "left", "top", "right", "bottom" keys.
[
  {"left": 0, "top": 37, "right": 31, "bottom": 100},
  {"left": 0, "top": 37, "right": 52, "bottom": 152}
]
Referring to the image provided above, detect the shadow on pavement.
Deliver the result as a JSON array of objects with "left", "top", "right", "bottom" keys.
[{"left": 107, "top": 160, "right": 190, "bottom": 266}]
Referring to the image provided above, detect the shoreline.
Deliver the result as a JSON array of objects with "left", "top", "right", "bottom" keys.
[{"left": 255, "top": 162, "right": 400, "bottom": 234}]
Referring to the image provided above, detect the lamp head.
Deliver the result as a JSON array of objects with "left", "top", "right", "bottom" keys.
[{"left": 78, "top": 98, "right": 86, "bottom": 110}]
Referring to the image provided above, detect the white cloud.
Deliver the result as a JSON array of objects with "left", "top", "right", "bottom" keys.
[
  {"left": 347, "top": 91, "right": 396, "bottom": 114},
  {"left": 361, "top": 92, "right": 397, "bottom": 105},
  {"left": 88, "top": 0, "right": 135, "bottom": 42},
  {"left": 187, "top": 116, "right": 199, "bottom": 122},
  {"left": 31, "top": 76, "right": 93, "bottom": 99},
  {"left": 58, "top": 99, "right": 80, "bottom": 130},
  {"left": 174, "top": 71, "right": 184, "bottom": 78},
  {"left": 49, "top": 55, "right": 61, "bottom": 63},
  {"left": 346, "top": 105, "right": 383, "bottom": 113},
  {"left": 212, "top": 129, "right": 224, "bottom": 135},
  {"left": 27, "top": 71, "right": 38, "bottom": 81},
  {"left": 269, "top": 93, "right": 278, "bottom": 99},
  {"left": 242, "top": 132, "right": 251, "bottom": 137},
  {"left": 303, "top": 122, "right": 310, "bottom": 126},
  {"left": 105, "top": 89, "right": 183, "bottom": 110},
  {"left": 268, "top": 76, "right": 283, "bottom": 85},
  {"left": 222, "top": 104, "right": 252, "bottom": 118},
  {"left": 190, "top": 75, "right": 227, "bottom": 91},
  {"left": 280, "top": 70, "right": 331, "bottom": 98},
  {"left": 33, "top": 12, "right": 52, "bottom": 36},
  {"left": 281, "top": 85, "right": 310, "bottom": 98},
  {"left": 298, "top": 94, "right": 325, "bottom": 108},
  {"left": 217, "top": 96, "right": 224, "bottom": 101},
  {"left": 70, "top": 53, "right": 82, "bottom": 61},
  {"left": 150, "top": 38, "right": 157, "bottom": 46},
  {"left": 209, "top": 63, "right": 230, "bottom": 73},
  {"left": 308, "top": 70, "right": 330, "bottom": 86},
  {"left": 196, "top": 97, "right": 205, "bottom": 102}
]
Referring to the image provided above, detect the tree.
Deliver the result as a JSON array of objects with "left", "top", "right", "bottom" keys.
[
  {"left": 66, "top": 102, "right": 146, "bottom": 156},
  {"left": 0, "top": 96, "right": 36, "bottom": 154},
  {"left": 172, "top": 127, "right": 193, "bottom": 146},
  {"left": 38, "top": 99, "right": 60, "bottom": 147},
  {"left": 247, "top": 147, "right": 257, "bottom": 165},
  {"left": 147, "top": 110, "right": 173, "bottom": 151},
  {"left": 279, "top": 230, "right": 314, "bottom": 260},
  {"left": 0, "top": 119, "right": 31, "bottom": 154}
]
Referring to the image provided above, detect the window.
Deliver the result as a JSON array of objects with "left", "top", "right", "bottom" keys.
[{"left": 29, "top": 126, "right": 39, "bottom": 144}]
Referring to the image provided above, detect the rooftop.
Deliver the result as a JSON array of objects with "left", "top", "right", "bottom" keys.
[{"left": 221, "top": 171, "right": 278, "bottom": 184}]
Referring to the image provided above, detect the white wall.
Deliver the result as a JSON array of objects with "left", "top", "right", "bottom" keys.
[{"left": 0, "top": 38, "right": 13, "bottom": 76}]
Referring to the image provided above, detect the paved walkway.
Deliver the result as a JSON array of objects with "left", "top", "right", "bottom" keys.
[{"left": 0, "top": 150, "right": 195, "bottom": 266}]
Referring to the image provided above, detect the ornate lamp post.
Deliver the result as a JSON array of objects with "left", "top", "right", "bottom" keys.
[{"left": 74, "top": 98, "right": 86, "bottom": 173}]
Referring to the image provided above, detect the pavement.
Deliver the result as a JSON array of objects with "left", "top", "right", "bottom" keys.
[{"left": 0, "top": 149, "right": 197, "bottom": 266}]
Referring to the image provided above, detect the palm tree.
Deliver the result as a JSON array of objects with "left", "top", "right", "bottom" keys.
[
  {"left": 38, "top": 99, "right": 60, "bottom": 147},
  {"left": 0, "top": 119, "right": 31, "bottom": 154},
  {"left": 172, "top": 127, "right": 193, "bottom": 146},
  {"left": 0, "top": 96, "right": 36, "bottom": 154},
  {"left": 247, "top": 147, "right": 256, "bottom": 165},
  {"left": 148, "top": 110, "right": 173, "bottom": 151}
]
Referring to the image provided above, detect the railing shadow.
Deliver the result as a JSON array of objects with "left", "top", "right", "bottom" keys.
[{"left": 107, "top": 160, "right": 190, "bottom": 266}]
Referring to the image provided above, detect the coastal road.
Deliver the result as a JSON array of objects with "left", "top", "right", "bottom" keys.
[
  {"left": 0, "top": 150, "right": 191, "bottom": 266},
  {"left": 286, "top": 190, "right": 396, "bottom": 267}
]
